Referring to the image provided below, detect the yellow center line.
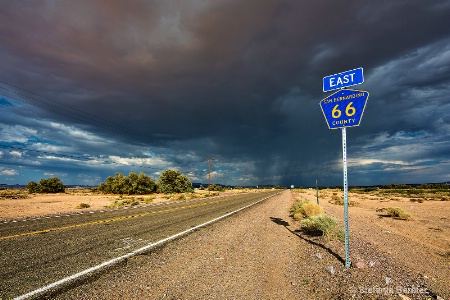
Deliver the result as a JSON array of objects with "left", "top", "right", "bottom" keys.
[{"left": 0, "top": 200, "right": 222, "bottom": 241}]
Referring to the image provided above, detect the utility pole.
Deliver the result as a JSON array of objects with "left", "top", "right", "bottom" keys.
[
  {"left": 316, "top": 179, "right": 319, "bottom": 205},
  {"left": 207, "top": 158, "right": 214, "bottom": 193}
]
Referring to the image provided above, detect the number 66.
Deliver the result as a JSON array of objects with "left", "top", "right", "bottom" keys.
[{"left": 332, "top": 102, "right": 356, "bottom": 118}]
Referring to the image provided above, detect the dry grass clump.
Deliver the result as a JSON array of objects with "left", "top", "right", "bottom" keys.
[
  {"left": 144, "top": 196, "right": 154, "bottom": 203},
  {"left": 386, "top": 207, "right": 410, "bottom": 220},
  {"left": 290, "top": 199, "right": 344, "bottom": 241},
  {"left": 329, "top": 194, "right": 344, "bottom": 205},
  {"left": 410, "top": 198, "right": 424, "bottom": 203},
  {"left": 290, "top": 200, "right": 323, "bottom": 220},
  {"left": 76, "top": 203, "right": 91, "bottom": 209},
  {"left": 0, "top": 189, "right": 29, "bottom": 200},
  {"left": 301, "top": 202, "right": 324, "bottom": 218},
  {"left": 301, "top": 215, "right": 344, "bottom": 241},
  {"left": 328, "top": 193, "right": 357, "bottom": 206},
  {"left": 108, "top": 199, "right": 127, "bottom": 208},
  {"left": 384, "top": 207, "right": 411, "bottom": 220}
]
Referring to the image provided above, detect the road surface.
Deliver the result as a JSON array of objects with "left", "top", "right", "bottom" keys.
[{"left": 0, "top": 190, "right": 280, "bottom": 299}]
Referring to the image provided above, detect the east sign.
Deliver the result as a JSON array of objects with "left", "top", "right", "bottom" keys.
[
  {"left": 319, "top": 88, "right": 369, "bottom": 129},
  {"left": 323, "top": 67, "right": 364, "bottom": 92}
]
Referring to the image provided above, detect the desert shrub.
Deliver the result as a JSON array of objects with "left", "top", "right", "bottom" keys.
[
  {"left": 0, "top": 189, "right": 29, "bottom": 199},
  {"left": 300, "top": 202, "right": 324, "bottom": 218},
  {"left": 98, "top": 172, "right": 157, "bottom": 195},
  {"left": 385, "top": 207, "right": 411, "bottom": 220},
  {"left": 410, "top": 198, "right": 424, "bottom": 203},
  {"left": 98, "top": 173, "right": 130, "bottom": 194},
  {"left": 301, "top": 215, "right": 344, "bottom": 240},
  {"left": 26, "top": 181, "right": 39, "bottom": 193},
  {"left": 417, "top": 183, "right": 449, "bottom": 190},
  {"left": 129, "top": 171, "right": 157, "bottom": 194},
  {"left": 290, "top": 200, "right": 324, "bottom": 220},
  {"left": 144, "top": 196, "right": 153, "bottom": 203},
  {"left": 26, "top": 177, "right": 65, "bottom": 193},
  {"left": 176, "top": 193, "right": 186, "bottom": 201},
  {"left": 157, "top": 169, "right": 193, "bottom": 194},
  {"left": 381, "top": 184, "right": 411, "bottom": 189},
  {"left": 292, "top": 212, "right": 303, "bottom": 220},
  {"left": 208, "top": 184, "right": 224, "bottom": 192},
  {"left": 108, "top": 199, "right": 127, "bottom": 208},
  {"left": 329, "top": 194, "right": 344, "bottom": 205},
  {"left": 329, "top": 194, "right": 357, "bottom": 206},
  {"left": 290, "top": 199, "right": 308, "bottom": 219},
  {"left": 76, "top": 203, "right": 90, "bottom": 209}
]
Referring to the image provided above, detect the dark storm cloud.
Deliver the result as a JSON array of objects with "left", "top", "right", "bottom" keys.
[{"left": 1, "top": 0, "right": 449, "bottom": 186}]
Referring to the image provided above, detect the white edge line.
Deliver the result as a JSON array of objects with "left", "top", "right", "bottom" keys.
[{"left": 14, "top": 192, "right": 281, "bottom": 300}]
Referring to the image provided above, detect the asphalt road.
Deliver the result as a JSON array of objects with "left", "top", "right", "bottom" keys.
[{"left": 0, "top": 190, "right": 280, "bottom": 299}]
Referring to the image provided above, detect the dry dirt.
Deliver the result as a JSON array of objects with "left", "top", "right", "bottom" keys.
[
  {"left": 1, "top": 188, "right": 449, "bottom": 299},
  {"left": 298, "top": 188, "right": 450, "bottom": 299}
]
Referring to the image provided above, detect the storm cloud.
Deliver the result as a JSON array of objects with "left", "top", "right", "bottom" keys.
[{"left": 1, "top": 0, "right": 449, "bottom": 186}]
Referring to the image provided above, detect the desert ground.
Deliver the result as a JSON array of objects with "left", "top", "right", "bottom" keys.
[
  {"left": 295, "top": 188, "right": 449, "bottom": 298},
  {"left": 1, "top": 187, "right": 449, "bottom": 299}
]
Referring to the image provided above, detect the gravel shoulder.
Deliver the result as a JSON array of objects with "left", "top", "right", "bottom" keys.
[
  {"left": 32, "top": 190, "right": 450, "bottom": 299},
  {"left": 56, "top": 190, "right": 301, "bottom": 299}
]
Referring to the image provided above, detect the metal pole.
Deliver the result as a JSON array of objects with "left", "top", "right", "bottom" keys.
[
  {"left": 208, "top": 159, "right": 211, "bottom": 194},
  {"left": 316, "top": 179, "right": 319, "bottom": 205},
  {"left": 207, "top": 158, "right": 215, "bottom": 194},
  {"left": 342, "top": 127, "right": 351, "bottom": 267}
]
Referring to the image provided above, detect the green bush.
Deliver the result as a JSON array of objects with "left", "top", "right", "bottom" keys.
[
  {"left": 98, "top": 172, "right": 157, "bottom": 195},
  {"left": 208, "top": 184, "right": 224, "bottom": 192},
  {"left": 157, "top": 169, "right": 193, "bottom": 194},
  {"left": 301, "top": 215, "right": 344, "bottom": 240},
  {"left": 26, "top": 177, "right": 65, "bottom": 193}
]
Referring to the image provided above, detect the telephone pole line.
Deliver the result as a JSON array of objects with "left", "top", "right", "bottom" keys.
[{"left": 207, "top": 158, "right": 214, "bottom": 193}]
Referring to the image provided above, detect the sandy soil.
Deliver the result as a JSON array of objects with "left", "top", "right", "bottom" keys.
[
  {"left": 1, "top": 188, "right": 449, "bottom": 299},
  {"left": 297, "top": 188, "right": 450, "bottom": 299},
  {"left": 55, "top": 189, "right": 449, "bottom": 299}
]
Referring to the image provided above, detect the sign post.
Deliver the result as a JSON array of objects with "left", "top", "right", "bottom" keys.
[
  {"left": 320, "top": 68, "right": 368, "bottom": 268},
  {"left": 341, "top": 127, "right": 350, "bottom": 267}
]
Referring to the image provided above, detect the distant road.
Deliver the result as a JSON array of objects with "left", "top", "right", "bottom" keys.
[{"left": 0, "top": 190, "right": 280, "bottom": 299}]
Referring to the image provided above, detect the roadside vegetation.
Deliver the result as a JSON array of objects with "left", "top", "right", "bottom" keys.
[
  {"left": 0, "top": 188, "right": 29, "bottom": 200},
  {"left": 377, "top": 207, "right": 411, "bottom": 220},
  {"left": 26, "top": 177, "right": 65, "bottom": 193},
  {"left": 98, "top": 171, "right": 158, "bottom": 195},
  {"left": 290, "top": 198, "right": 344, "bottom": 240},
  {"left": 97, "top": 169, "right": 194, "bottom": 195},
  {"left": 350, "top": 183, "right": 450, "bottom": 202},
  {"left": 157, "top": 169, "right": 193, "bottom": 194},
  {"left": 76, "top": 203, "right": 91, "bottom": 209}
]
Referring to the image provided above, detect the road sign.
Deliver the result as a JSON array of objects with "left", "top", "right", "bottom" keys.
[
  {"left": 323, "top": 67, "right": 364, "bottom": 92},
  {"left": 319, "top": 89, "right": 369, "bottom": 129}
]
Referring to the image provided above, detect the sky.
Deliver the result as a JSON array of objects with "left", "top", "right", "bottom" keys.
[{"left": 1, "top": 0, "right": 450, "bottom": 187}]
